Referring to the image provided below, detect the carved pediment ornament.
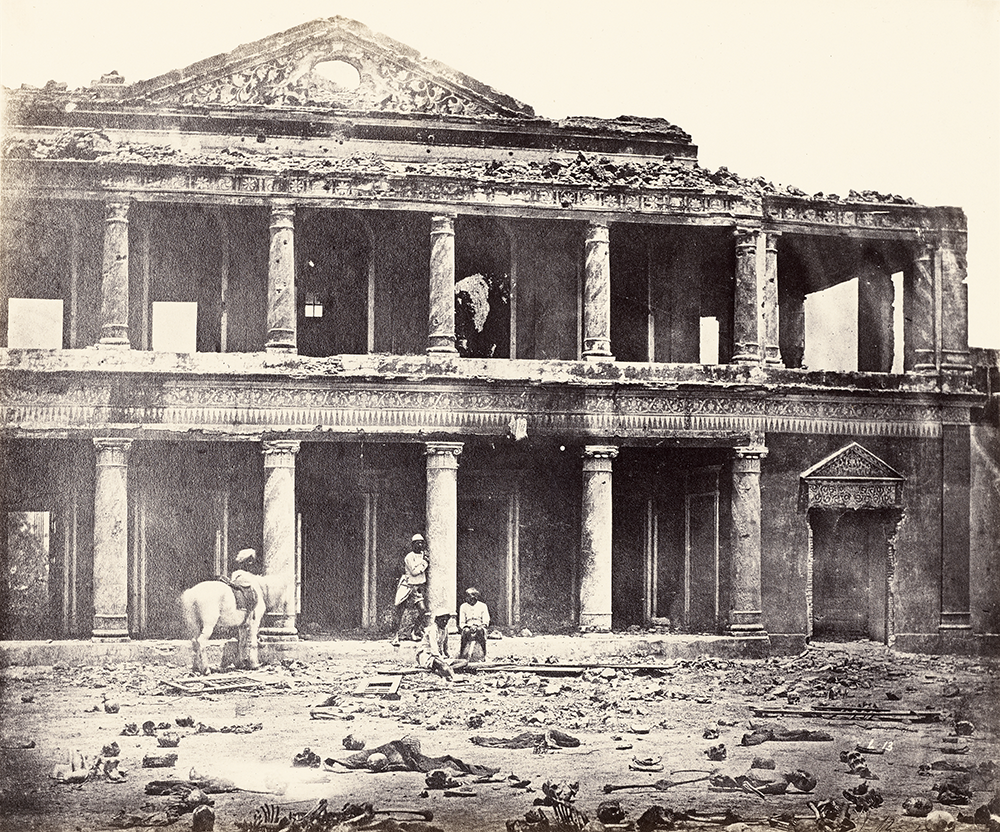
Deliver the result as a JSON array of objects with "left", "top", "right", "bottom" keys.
[
  {"left": 800, "top": 442, "right": 905, "bottom": 510},
  {"left": 134, "top": 21, "right": 533, "bottom": 117}
]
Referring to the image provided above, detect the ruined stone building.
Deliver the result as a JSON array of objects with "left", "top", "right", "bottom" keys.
[{"left": 1, "top": 18, "right": 997, "bottom": 653}]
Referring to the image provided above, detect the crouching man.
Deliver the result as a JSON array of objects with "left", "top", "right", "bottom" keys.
[{"left": 416, "top": 609, "right": 467, "bottom": 681}]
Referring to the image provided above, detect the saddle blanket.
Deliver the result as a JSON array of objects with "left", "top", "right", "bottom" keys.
[{"left": 216, "top": 576, "right": 258, "bottom": 613}]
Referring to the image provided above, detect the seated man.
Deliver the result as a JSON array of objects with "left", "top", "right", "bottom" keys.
[{"left": 458, "top": 587, "right": 491, "bottom": 663}]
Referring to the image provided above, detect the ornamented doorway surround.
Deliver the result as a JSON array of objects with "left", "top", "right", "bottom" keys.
[{"left": 800, "top": 443, "right": 905, "bottom": 645}]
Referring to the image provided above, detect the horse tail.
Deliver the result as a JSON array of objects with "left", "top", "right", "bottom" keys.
[{"left": 180, "top": 586, "right": 201, "bottom": 638}]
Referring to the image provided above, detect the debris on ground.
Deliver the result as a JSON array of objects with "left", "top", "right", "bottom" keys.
[
  {"left": 470, "top": 729, "right": 580, "bottom": 749},
  {"left": 335, "top": 736, "right": 497, "bottom": 777},
  {"left": 292, "top": 747, "right": 322, "bottom": 768},
  {"left": 237, "top": 799, "right": 435, "bottom": 831},
  {"left": 142, "top": 753, "right": 178, "bottom": 769},
  {"left": 741, "top": 721, "right": 835, "bottom": 745}
]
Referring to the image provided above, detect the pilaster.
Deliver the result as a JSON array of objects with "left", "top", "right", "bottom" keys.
[
  {"left": 425, "top": 441, "right": 463, "bottom": 619},
  {"left": 265, "top": 201, "right": 297, "bottom": 353},
  {"left": 582, "top": 222, "right": 613, "bottom": 360},
  {"left": 98, "top": 202, "right": 130, "bottom": 348},
  {"left": 428, "top": 214, "right": 459, "bottom": 354},
  {"left": 729, "top": 443, "right": 768, "bottom": 644},
  {"left": 580, "top": 444, "right": 618, "bottom": 631},
  {"left": 92, "top": 438, "right": 132, "bottom": 640},
  {"left": 260, "top": 439, "right": 300, "bottom": 638},
  {"left": 939, "top": 235, "right": 972, "bottom": 373}
]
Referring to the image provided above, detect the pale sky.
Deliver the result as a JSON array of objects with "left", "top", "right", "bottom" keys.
[{"left": 2, "top": 0, "right": 998, "bottom": 348}]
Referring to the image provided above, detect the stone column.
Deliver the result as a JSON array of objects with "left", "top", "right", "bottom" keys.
[
  {"left": 907, "top": 241, "right": 937, "bottom": 373},
  {"left": 762, "top": 232, "right": 781, "bottom": 365},
  {"left": 939, "top": 236, "right": 972, "bottom": 373},
  {"left": 580, "top": 445, "right": 618, "bottom": 631},
  {"left": 99, "top": 201, "right": 130, "bottom": 348},
  {"left": 260, "top": 440, "right": 300, "bottom": 637},
  {"left": 732, "top": 227, "right": 764, "bottom": 364},
  {"left": 425, "top": 441, "right": 463, "bottom": 620},
  {"left": 729, "top": 444, "right": 768, "bottom": 646},
  {"left": 428, "top": 214, "right": 458, "bottom": 354},
  {"left": 583, "top": 221, "right": 613, "bottom": 359},
  {"left": 92, "top": 438, "right": 132, "bottom": 640},
  {"left": 265, "top": 201, "right": 297, "bottom": 353}
]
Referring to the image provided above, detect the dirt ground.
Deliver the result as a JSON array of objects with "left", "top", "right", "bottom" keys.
[{"left": 0, "top": 638, "right": 997, "bottom": 832}]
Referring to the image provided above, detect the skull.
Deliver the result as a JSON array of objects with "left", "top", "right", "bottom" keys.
[
  {"left": 366, "top": 752, "right": 388, "bottom": 772},
  {"left": 925, "top": 810, "right": 956, "bottom": 832},
  {"left": 903, "top": 797, "right": 934, "bottom": 817}
]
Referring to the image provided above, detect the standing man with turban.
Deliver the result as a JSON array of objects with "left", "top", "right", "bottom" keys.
[{"left": 392, "top": 533, "right": 429, "bottom": 646}]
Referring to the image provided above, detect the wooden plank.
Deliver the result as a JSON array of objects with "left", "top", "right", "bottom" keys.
[{"left": 352, "top": 676, "right": 401, "bottom": 700}]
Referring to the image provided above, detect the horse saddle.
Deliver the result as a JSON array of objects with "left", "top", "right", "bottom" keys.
[{"left": 217, "top": 576, "right": 258, "bottom": 614}]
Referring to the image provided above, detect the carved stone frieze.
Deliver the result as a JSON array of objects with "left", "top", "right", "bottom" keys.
[
  {"left": 172, "top": 41, "right": 495, "bottom": 116},
  {"left": 806, "top": 480, "right": 902, "bottom": 511},
  {"left": 800, "top": 442, "right": 906, "bottom": 510},
  {"left": 0, "top": 377, "right": 968, "bottom": 440},
  {"left": 7, "top": 159, "right": 964, "bottom": 239}
]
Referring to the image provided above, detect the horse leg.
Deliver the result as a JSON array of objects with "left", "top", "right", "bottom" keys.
[
  {"left": 245, "top": 608, "right": 262, "bottom": 669},
  {"left": 194, "top": 624, "right": 213, "bottom": 675}
]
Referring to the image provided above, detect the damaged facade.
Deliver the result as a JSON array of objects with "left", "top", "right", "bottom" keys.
[{"left": 1, "top": 17, "right": 996, "bottom": 653}]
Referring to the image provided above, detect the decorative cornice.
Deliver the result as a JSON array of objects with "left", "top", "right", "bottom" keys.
[
  {"left": 1, "top": 159, "right": 965, "bottom": 237},
  {"left": 0, "top": 378, "right": 972, "bottom": 441}
]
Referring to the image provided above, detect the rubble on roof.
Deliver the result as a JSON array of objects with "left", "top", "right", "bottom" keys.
[{"left": 1, "top": 127, "right": 923, "bottom": 206}]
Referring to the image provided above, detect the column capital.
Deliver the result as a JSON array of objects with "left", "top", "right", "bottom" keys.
[
  {"left": 425, "top": 441, "right": 464, "bottom": 468},
  {"left": 104, "top": 201, "right": 130, "bottom": 223},
  {"left": 582, "top": 444, "right": 619, "bottom": 460},
  {"left": 734, "top": 225, "right": 763, "bottom": 246},
  {"left": 585, "top": 221, "right": 610, "bottom": 243},
  {"left": 269, "top": 200, "right": 295, "bottom": 224},
  {"left": 734, "top": 443, "right": 768, "bottom": 468},
  {"left": 431, "top": 214, "right": 457, "bottom": 234},
  {"left": 93, "top": 438, "right": 133, "bottom": 463},
  {"left": 764, "top": 230, "right": 781, "bottom": 250},
  {"left": 262, "top": 439, "right": 301, "bottom": 467},
  {"left": 583, "top": 444, "right": 618, "bottom": 472}
]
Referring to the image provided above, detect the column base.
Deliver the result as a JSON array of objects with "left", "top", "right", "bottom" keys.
[
  {"left": 583, "top": 352, "right": 615, "bottom": 362},
  {"left": 92, "top": 615, "right": 129, "bottom": 641},
  {"left": 96, "top": 339, "right": 130, "bottom": 349},
  {"left": 260, "top": 612, "right": 298, "bottom": 640},
  {"left": 727, "top": 631, "right": 770, "bottom": 658},
  {"left": 427, "top": 345, "right": 459, "bottom": 355},
  {"left": 579, "top": 613, "right": 612, "bottom": 632},
  {"left": 940, "top": 611, "right": 972, "bottom": 630},
  {"left": 265, "top": 344, "right": 296, "bottom": 354},
  {"left": 259, "top": 628, "right": 299, "bottom": 641}
]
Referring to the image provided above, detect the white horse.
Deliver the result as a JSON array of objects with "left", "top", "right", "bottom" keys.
[{"left": 180, "top": 568, "right": 279, "bottom": 675}]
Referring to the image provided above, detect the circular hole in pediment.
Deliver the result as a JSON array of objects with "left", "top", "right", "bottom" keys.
[{"left": 312, "top": 60, "right": 361, "bottom": 90}]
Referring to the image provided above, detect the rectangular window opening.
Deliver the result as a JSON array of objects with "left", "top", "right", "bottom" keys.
[
  {"left": 699, "top": 316, "right": 720, "bottom": 365},
  {"left": 151, "top": 301, "right": 198, "bottom": 353},
  {"left": 7, "top": 298, "right": 63, "bottom": 349},
  {"left": 304, "top": 292, "right": 324, "bottom": 318}
]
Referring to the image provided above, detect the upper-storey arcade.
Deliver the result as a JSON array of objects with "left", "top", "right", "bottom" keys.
[{"left": 0, "top": 15, "right": 972, "bottom": 379}]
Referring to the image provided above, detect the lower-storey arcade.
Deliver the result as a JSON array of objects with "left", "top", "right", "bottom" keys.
[{"left": 0, "top": 394, "right": 982, "bottom": 655}]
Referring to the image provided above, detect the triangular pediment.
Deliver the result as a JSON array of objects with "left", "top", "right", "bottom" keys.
[
  {"left": 122, "top": 17, "right": 534, "bottom": 118},
  {"left": 801, "top": 442, "right": 905, "bottom": 482}
]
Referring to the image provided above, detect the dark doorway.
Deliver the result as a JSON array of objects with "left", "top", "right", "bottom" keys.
[
  {"left": 458, "top": 495, "right": 512, "bottom": 628},
  {"left": 810, "top": 508, "right": 890, "bottom": 642}
]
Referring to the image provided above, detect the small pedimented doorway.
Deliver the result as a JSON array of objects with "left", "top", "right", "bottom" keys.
[{"left": 800, "top": 443, "right": 905, "bottom": 644}]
